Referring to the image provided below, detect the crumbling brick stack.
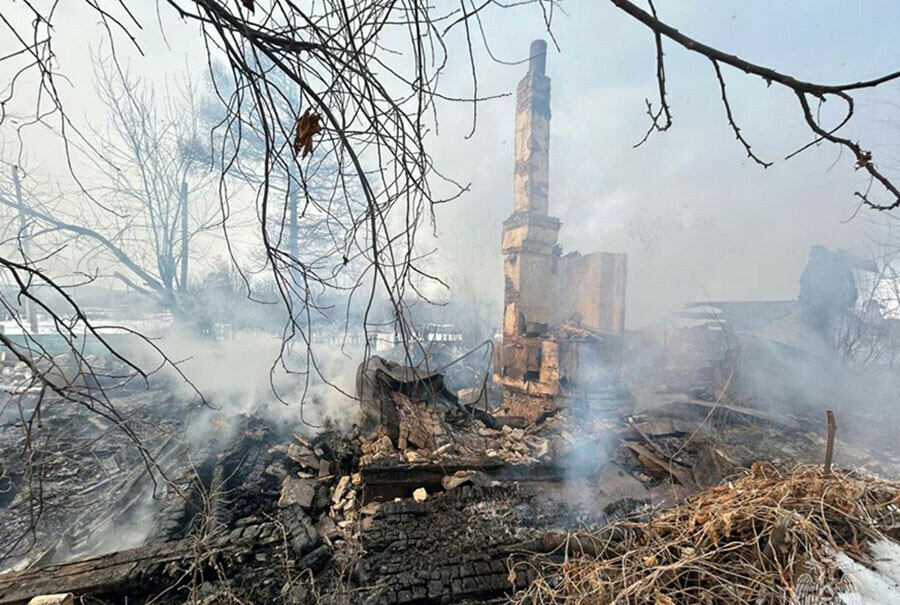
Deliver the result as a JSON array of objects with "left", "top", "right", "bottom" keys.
[{"left": 493, "top": 40, "right": 628, "bottom": 422}]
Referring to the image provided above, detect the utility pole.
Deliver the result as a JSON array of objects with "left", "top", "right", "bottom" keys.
[
  {"left": 180, "top": 180, "right": 189, "bottom": 290},
  {"left": 11, "top": 166, "right": 38, "bottom": 334}
]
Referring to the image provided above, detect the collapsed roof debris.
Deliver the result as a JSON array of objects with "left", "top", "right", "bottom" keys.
[
  {"left": 5, "top": 341, "right": 899, "bottom": 604},
  {"left": 0, "top": 392, "right": 196, "bottom": 572}
]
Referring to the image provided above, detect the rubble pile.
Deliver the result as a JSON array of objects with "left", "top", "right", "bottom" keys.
[
  {"left": 0, "top": 408, "right": 338, "bottom": 604},
  {"left": 511, "top": 464, "right": 900, "bottom": 605},
  {"left": 357, "top": 397, "right": 560, "bottom": 467},
  {"left": 353, "top": 356, "right": 593, "bottom": 477},
  {"left": 4, "top": 350, "right": 900, "bottom": 604}
]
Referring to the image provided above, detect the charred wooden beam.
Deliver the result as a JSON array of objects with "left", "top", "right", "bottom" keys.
[
  {"left": 0, "top": 505, "right": 323, "bottom": 605},
  {"left": 0, "top": 539, "right": 195, "bottom": 605}
]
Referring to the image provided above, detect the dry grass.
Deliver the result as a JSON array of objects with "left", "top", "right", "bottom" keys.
[{"left": 510, "top": 463, "right": 900, "bottom": 604}]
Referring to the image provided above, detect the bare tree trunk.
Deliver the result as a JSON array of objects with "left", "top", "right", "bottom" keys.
[
  {"left": 180, "top": 180, "right": 188, "bottom": 291},
  {"left": 288, "top": 163, "right": 299, "bottom": 261},
  {"left": 11, "top": 166, "right": 38, "bottom": 334}
]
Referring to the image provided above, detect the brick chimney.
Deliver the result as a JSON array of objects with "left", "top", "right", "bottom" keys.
[{"left": 513, "top": 39, "right": 551, "bottom": 215}]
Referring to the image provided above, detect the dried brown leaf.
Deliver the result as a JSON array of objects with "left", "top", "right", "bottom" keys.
[
  {"left": 655, "top": 590, "right": 676, "bottom": 605},
  {"left": 293, "top": 108, "right": 322, "bottom": 158},
  {"left": 856, "top": 150, "right": 872, "bottom": 169}
]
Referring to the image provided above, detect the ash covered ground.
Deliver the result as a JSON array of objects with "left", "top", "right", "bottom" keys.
[{"left": 2, "top": 324, "right": 900, "bottom": 605}]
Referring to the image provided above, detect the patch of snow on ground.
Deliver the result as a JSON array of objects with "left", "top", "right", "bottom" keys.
[{"left": 835, "top": 539, "right": 900, "bottom": 604}]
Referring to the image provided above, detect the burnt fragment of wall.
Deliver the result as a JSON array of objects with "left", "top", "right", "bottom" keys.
[
  {"left": 556, "top": 251, "right": 627, "bottom": 337},
  {"left": 357, "top": 485, "right": 542, "bottom": 604}
]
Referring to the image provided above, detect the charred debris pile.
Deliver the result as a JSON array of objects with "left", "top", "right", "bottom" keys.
[{"left": 3, "top": 346, "right": 900, "bottom": 604}]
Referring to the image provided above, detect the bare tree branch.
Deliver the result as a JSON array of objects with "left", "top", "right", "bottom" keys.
[{"left": 611, "top": 0, "right": 900, "bottom": 208}]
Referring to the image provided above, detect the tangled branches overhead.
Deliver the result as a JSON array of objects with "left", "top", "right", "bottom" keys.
[
  {"left": 613, "top": 0, "right": 900, "bottom": 210},
  {"left": 1, "top": 0, "right": 522, "bottom": 404},
  {"left": 180, "top": 0, "right": 511, "bottom": 411},
  {"left": 172, "top": 0, "right": 443, "bottom": 344}
]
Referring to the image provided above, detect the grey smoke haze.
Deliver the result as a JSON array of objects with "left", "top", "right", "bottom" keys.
[
  {"left": 4, "top": 3, "right": 900, "bottom": 329},
  {"left": 124, "top": 329, "right": 361, "bottom": 443}
]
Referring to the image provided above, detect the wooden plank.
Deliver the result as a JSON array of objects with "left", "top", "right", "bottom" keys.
[
  {"left": 621, "top": 441, "right": 697, "bottom": 489},
  {"left": 0, "top": 540, "right": 194, "bottom": 605},
  {"left": 662, "top": 397, "right": 798, "bottom": 430}
]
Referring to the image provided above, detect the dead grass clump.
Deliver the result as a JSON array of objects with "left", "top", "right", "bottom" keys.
[{"left": 511, "top": 463, "right": 900, "bottom": 604}]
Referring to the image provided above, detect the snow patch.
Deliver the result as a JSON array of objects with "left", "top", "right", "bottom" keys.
[{"left": 835, "top": 539, "right": 900, "bottom": 605}]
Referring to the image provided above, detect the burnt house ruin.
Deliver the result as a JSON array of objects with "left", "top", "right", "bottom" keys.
[
  {"left": 7, "top": 32, "right": 900, "bottom": 605},
  {"left": 493, "top": 40, "right": 628, "bottom": 420}
]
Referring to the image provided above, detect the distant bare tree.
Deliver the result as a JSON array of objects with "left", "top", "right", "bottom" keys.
[
  {"left": 87, "top": 56, "right": 221, "bottom": 306},
  {"left": 0, "top": 58, "right": 220, "bottom": 314},
  {"left": 202, "top": 58, "right": 367, "bottom": 295},
  {"left": 623, "top": 212, "right": 681, "bottom": 253}
]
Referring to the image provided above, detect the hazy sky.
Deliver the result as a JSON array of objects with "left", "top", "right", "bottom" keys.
[
  {"left": 425, "top": 1, "right": 900, "bottom": 326},
  {"left": 3, "top": 1, "right": 900, "bottom": 327}
]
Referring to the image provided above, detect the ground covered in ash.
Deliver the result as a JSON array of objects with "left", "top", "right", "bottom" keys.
[{"left": 1, "top": 367, "right": 900, "bottom": 604}]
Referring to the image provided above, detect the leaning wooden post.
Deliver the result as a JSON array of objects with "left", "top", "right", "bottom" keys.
[{"left": 823, "top": 410, "right": 836, "bottom": 476}]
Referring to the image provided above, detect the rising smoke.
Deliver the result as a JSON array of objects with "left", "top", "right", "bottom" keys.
[{"left": 124, "top": 327, "right": 363, "bottom": 446}]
